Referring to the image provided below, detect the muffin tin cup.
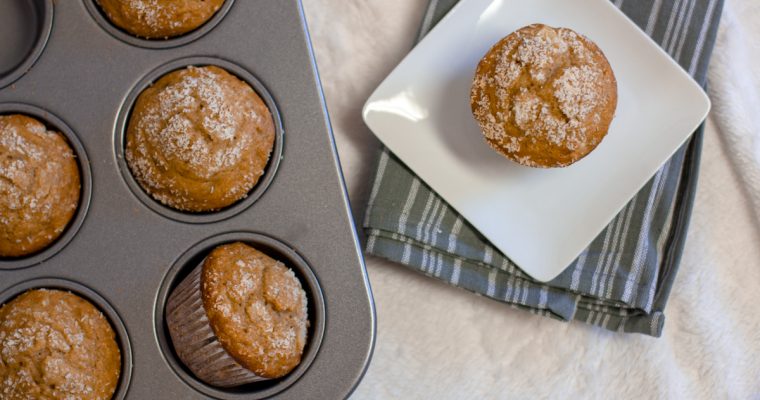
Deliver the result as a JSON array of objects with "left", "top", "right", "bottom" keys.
[
  {"left": 0, "top": 278, "right": 133, "bottom": 399},
  {"left": 166, "top": 261, "right": 267, "bottom": 388},
  {"left": 155, "top": 232, "right": 326, "bottom": 399},
  {"left": 0, "top": 0, "right": 53, "bottom": 89},
  {"left": 0, "top": 103, "right": 92, "bottom": 270},
  {"left": 83, "top": 0, "right": 236, "bottom": 49},
  {"left": 114, "top": 56, "right": 284, "bottom": 224}
]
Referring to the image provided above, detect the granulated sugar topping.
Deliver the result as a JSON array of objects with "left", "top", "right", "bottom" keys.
[
  {"left": 123, "top": 0, "right": 183, "bottom": 30},
  {"left": 133, "top": 66, "right": 251, "bottom": 178},
  {"left": 554, "top": 65, "right": 601, "bottom": 122}
]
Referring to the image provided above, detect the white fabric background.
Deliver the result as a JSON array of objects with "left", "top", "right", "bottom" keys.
[{"left": 301, "top": 0, "right": 760, "bottom": 398}]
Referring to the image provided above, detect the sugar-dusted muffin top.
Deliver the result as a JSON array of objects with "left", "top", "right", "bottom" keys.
[
  {"left": 471, "top": 24, "right": 618, "bottom": 168},
  {"left": 201, "top": 242, "right": 309, "bottom": 379},
  {"left": 0, "top": 115, "right": 81, "bottom": 257},
  {"left": 0, "top": 289, "right": 121, "bottom": 400},
  {"left": 96, "top": 0, "right": 225, "bottom": 39},
  {"left": 126, "top": 66, "right": 275, "bottom": 212}
]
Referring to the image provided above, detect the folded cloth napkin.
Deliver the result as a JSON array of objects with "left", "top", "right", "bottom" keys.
[{"left": 364, "top": 0, "right": 724, "bottom": 337}]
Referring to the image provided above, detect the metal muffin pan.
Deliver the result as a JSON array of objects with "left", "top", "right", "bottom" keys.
[{"left": 0, "top": 0, "right": 376, "bottom": 399}]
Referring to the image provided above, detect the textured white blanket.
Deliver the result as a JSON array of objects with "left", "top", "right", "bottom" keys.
[
  {"left": 302, "top": 0, "right": 760, "bottom": 398},
  {"left": 708, "top": 1, "right": 760, "bottom": 223}
]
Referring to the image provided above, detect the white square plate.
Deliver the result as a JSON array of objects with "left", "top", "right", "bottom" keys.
[{"left": 363, "top": 0, "right": 710, "bottom": 282}]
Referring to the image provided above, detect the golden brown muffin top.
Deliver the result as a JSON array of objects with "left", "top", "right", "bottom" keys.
[
  {"left": 201, "top": 242, "right": 308, "bottom": 379},
  {"left": 471, "top": 24, "right": 617, "bottom": 168},
  {"left": 96, "top": 0, "right": 225, "bottom": 39},
  {"left": 0, "top": 115, "right": 81, "bottom": 257},
  {"left": 0, "top": 289, "right": 121, "bottom": 400},
  {"left": 125, "top": 66, "right": 275, "bottom": 212}
]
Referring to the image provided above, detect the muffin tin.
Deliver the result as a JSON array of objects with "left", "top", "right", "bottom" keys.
[{"left": 0, "top": 1, "right": 375, "bottom": 399}]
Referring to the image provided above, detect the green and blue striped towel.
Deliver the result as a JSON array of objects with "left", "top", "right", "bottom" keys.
[{"left": 364, "top": 0, "right": 723, "bottom": 337}]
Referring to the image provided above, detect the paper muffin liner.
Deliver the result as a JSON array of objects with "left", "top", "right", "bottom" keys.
[{"left": 166, "top": 260, "right": 268, "bottom": 387}]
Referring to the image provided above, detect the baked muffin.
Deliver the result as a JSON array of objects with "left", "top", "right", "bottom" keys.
[
  {"left": 167, "top": 242, "right": 308, "bottom": 387},
  {"left": 96, "top": 0, "right": 225, "bottom": 39},
  {"left": 0, "top": 289, "right": 121, "bottom": 400},
  {"left": 0, "top": 115, "right": 81, "bottom": 258},
  {"left": 126, "top": 66, "right": 275, "bottom": 212},
  {"left": 470, "top": 24, "right": 617, "bottom": 168}
]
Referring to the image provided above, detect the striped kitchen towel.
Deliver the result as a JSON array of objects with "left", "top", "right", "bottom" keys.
[{"left": 364, "top": 0, "right": 724, "bottom": 337}]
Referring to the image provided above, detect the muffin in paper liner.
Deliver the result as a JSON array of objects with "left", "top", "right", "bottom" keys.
[
  {"left": 166, "top": 242, "right": 309, "bottom": 387},
  {"left": 166, "top": 262, "right": 266, "bottom": 387}
]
